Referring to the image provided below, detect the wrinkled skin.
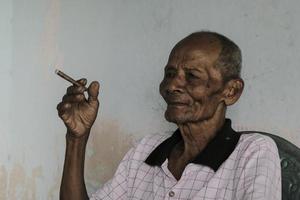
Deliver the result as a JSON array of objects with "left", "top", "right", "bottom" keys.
[
  {"left": 57, "top": 79, "right": 99, "bottom": 200},
  {"left": 57, "top": 79, "right": 100, "bottom": 137},
  {"left": 58, "top": 33, "right": 244, "bottom": 199},
  {"left": 160, "top": 34, "right": 225, "bottom": 124},
  {"left": 160, "top": 34, "right": 244, "bottom": 180}
]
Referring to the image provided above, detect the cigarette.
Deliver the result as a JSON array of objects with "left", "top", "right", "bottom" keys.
[{"left": 55, "top": 69, "right": 88, "bottom": 91}]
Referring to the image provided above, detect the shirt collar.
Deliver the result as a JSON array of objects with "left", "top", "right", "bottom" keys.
[{"left": 144, "top": 119, "right": 241, "bottom": 171}]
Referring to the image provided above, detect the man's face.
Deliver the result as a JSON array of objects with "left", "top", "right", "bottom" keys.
[{"left": 160, "top": 36, "right": 225, "bottom": 124}]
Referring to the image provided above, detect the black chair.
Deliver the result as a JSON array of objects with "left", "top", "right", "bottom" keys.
[{"left": 242, "top": 131, "right": 300, "bottom": 200}]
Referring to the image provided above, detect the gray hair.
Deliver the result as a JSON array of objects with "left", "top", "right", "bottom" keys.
[{"left": 189, "top": 31, "right": 242, "bottom": 82}]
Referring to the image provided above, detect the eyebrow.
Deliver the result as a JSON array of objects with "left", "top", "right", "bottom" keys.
[
  {"left": 183, "top": 66, "right": 207, "bottom": 74},
  {"left": 164, "top": 65, "right": 208, "bottom": 75},
  {"left": 164, "top": 65, "right": 177, "bottom": 70}
]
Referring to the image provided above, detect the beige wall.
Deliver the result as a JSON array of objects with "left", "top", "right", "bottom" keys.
[{"left": 1, "top": 0, "right": 300, "bottom": 199}]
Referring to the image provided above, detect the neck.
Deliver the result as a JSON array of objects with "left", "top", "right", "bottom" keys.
[{"left": 177, "top": 112, "right": 226, "bottom": 160}]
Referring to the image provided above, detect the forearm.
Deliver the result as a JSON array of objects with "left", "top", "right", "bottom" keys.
[{"left": 60, "top": 131, "right": 90, "bottom": 200}]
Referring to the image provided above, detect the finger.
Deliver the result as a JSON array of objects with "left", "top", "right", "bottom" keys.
[
  {"left": 62, "top": 94, "right": 86, "bottom": 103},
  {"left": 60, "top": 110, "right": 71, "bottom": 122},
  {"left": 67, "top": 79, "right": 86, "bottom": 94},
  {"left": 87, "top": 81, "right": 100, "bottom": 106},
  {"left": 76, "top": 78, "right": 87, "bottom": 86},
  {"left": 67, "top": 85, "right": 85, "bottom": 95},
  {"left": 57, "top": 102, "right": 71, "bottom": 112},
  {"left": 57, "top": 102, "right": 72, "bottom": 118}
]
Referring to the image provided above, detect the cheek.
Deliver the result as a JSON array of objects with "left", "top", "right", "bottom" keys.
[
  {"left": 189, "top": 98, "right": 219, "bottom": 121},
  {"left": 186, "top": 87, "right": 207, "bottom": 103},
  {"left": 187, "top": 82, "right": 223, "bottom": 104},
  {"left": 189, "top": 89, "right": 222, "bottom": 113},
  {"left": 159, "top": 79, "right": 166, "bottom": 93},
  {"left": 159, "top": 81, "right": 166, "bottom": 96}
]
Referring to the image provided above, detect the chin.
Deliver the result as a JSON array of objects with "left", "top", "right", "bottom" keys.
[
  {"left": 164, "top": 108, "right": 211, "bottom": 124},
  {"left": 164, "top": 110, "right": 192, "bottom": 124}
]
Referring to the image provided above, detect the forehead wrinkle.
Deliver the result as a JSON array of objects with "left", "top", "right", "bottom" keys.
[
  {"left": 170, "top": 34, "right": 222, "bottom": 63},
  {"left": 170, "top": 47, "right": 219, "bottom": 63},
  {"left": 167, "top": 54, "right": 185, "bottom": 68}
]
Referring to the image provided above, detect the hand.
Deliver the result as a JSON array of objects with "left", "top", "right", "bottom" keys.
[{"left": 57, "top": 79, "right": 100, "bottom": 138}]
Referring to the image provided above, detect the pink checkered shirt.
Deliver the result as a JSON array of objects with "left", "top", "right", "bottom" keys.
[{"left": 90, "top": 131, "right": 281, "bottom": 200}]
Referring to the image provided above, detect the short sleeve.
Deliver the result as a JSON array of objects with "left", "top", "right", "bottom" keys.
[{"left": 236, "top": 134, "right": 282, "bottom": 200}]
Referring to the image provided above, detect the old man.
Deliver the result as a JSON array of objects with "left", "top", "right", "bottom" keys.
[{"left": 57, "top": 31, "right": 281, "bottom": 200}]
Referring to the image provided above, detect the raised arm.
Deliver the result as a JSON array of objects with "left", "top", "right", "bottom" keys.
[{"left": 57, "top": 79, "right": 100, "bottom": 200}]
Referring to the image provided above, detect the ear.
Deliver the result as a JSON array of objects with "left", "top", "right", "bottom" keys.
[{"left": 222, "top": 78, "right": 244, "bottom": 106}]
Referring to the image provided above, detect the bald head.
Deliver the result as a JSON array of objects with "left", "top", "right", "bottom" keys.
[{"left": 171, "top": 31, "right": 242, "bottom": 82}]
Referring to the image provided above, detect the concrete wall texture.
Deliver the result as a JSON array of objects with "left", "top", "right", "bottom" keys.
[{"left": 1, "top": 0, "right": 300, "bottom": 199}]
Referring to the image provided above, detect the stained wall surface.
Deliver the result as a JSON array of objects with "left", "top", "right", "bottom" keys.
[{"left": 1, "top": 0, "right": 300, "bottom": 199}]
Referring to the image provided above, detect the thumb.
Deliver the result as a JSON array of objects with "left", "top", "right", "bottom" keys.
[{"left": 88, "top": 81, "right": 100, "bottom": 106}]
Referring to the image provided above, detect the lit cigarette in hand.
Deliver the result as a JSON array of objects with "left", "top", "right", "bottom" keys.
[{"left": 55, "top": 69, "right": 88, "bottom": 91}]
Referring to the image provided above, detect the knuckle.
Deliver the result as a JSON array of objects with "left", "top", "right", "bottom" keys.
[
  {"left": 57, "top": 102, "right": 63, "bottom": 110},
  {"left": 76, "top": 94, "right": 84, "bottom": 100},
  {"left": 67, "top": 85, "right": 74, "bottom": 92},
  {"left": 63, "top": 102, "right": 71, "bottom": 109},
  {"left": 62, "top": 95, "right": 68, "bottom": 101},
  {"left": 58, "top": 109, "right": 64, "bottom": 116},
  {"left": 78, "top": 86, "right": 85, "bottom": 93},
  {"left": 78, "top": 78, "right": 87, "bottom": 84},
  {"left": 69, "top": 86, "right": 84, "bottom": 94}
]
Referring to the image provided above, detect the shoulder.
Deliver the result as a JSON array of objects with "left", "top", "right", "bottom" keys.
[
  {"left": 235, "top": 132, "right": 280, "bottom": 161},
  {"left": 232, "top": 133, "right": 282, "bottom": 200},
  {"left": 238, "top": 132, "right": 278, "bottom": 151}
]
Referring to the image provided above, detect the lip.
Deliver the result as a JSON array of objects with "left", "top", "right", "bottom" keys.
[
  {"left": 167, "top": 102, "right": 189, "bottom": 106},
  {"left": 164, "top": 95, "right": 190, "bottom": 106}
]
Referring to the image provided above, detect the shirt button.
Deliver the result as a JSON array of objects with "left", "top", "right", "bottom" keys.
[{"left": 169, "top": 191, "right": 175, "bottom": 197}]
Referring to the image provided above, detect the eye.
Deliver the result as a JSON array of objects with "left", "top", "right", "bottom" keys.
[
  {"left": 164, "top": 69, "right": 176, "bottom": 78},
  {"left": 186, "top": 72, "right": 199, "bottom": 80}
]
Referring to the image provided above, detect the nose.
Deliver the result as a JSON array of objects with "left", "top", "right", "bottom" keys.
[{"left": 164, "top": 73, "right": 185, "bottom": 94}]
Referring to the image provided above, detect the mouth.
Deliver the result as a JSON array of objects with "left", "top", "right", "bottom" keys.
[
  {"left": 167, "top": 101, "right": 189, "bottom": 107},
  {"left": 164, "top": 94, "right": 190, "bottom": 107}
]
